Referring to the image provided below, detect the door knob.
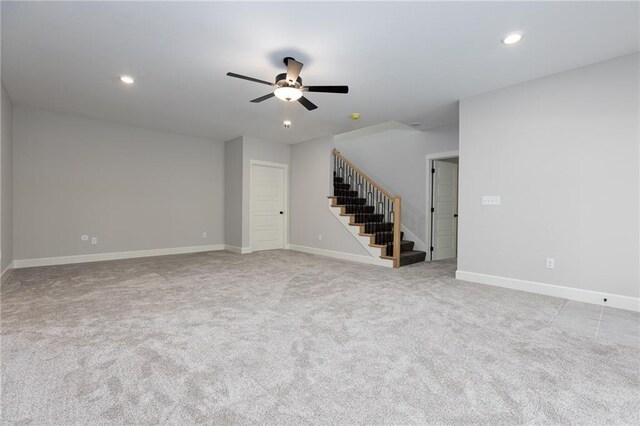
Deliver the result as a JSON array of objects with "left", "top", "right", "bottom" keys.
[
  {"left": 279, "top": 211, "right": 284, "bottom": 214},
  {"left": 454, "top": 214, "right": 458, "bottom": 217}
]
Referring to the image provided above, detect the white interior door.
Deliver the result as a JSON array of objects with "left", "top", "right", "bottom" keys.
[
  {"left": 251, "top": 164, "right": 285, "bottom": 251},
  {"left": 431, "top": 160, "right": 458, "bottom": 260}
]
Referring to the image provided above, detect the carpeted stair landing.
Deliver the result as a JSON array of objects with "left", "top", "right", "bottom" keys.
[{"left": 330, "top": 176, "right": 427, "bottom": 267}]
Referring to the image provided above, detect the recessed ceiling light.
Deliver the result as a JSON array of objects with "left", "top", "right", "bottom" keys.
[
  {"left": 501, "top": 32, "right": 523, "bottom": 45},
  {"left": 283, "top": 120, "right": 292, "bottom": 128},
  {"left": 119, "top": 75, "right": 135, "bottom": 84},
  {"left": 350, "top": 113, "right": 361, "bottom": 120}
]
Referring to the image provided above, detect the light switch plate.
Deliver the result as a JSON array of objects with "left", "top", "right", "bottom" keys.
[{"left": 482, "top": 195, "right": 501, "bottom": 205}]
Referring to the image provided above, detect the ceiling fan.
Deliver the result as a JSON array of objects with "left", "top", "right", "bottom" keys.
[{"left": 226, "top": 57, "right": 348, "bottom": 111}]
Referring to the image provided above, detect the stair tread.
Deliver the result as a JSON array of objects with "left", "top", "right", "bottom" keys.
[
  {"left": 385, "top": 240, "right": 415, "bottom": 256},
  {"left": 399, "top": 250, "right": 427, "bottom": 267},
  {"left": 400, "top": 250, "right": 426, "bottom": 257},
  {"left": 380, "top": 250, "right": 426, "bottom": 266}
]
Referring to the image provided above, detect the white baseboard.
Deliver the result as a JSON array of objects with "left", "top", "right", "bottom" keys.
[
  {"left": 289, "top": 244, "right": 391, "bottom": 267},
  {"left": 1, "top": 261, "right": 14, "bottom": 278},
  {"left": 12, "top": 244, "right": 226, "bottom": 268},
  {"left": 224, "top": 245, "right": 253, "bottom": 254},
  {"left": 456, "top": 270, "right": 640, "bottom": 312}
]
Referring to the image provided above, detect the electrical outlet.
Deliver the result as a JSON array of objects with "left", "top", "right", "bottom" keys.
[
  {"left": 546, "top": 258, "right": 555, "bottom": 269},
  {"left": 202, "top": 232, "right": 208, "bottom": 239},
  {"left": 318, "top": 234, "right": 322, "bottom": 241},
  {"left": 91, "top": 237, "right": 98, "bottom": 245}
]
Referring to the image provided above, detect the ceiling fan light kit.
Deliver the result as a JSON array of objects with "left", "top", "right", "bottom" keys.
[
  {"left": 226, "top": 57, "right": 349, "bottom": 111},
  {"left": 274, "top": 86, "right": 302, "bottom": 102}
]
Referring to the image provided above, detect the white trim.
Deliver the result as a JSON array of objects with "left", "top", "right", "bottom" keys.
[
  {"left": 401, "top": 225, "right": 427, "bottom": 252},
  {"left": 328, "top": 199, "right": 394, "bottom": 268},
  {"left": 425, "top": 150, "right": 459, "bottom": 261},
  {"left": 1, "top": 261, "right": 14, "bottom": 277},
  {"left": 224, "top": 245, "right": 253, "bottom": 254},
  {"left": 334, "top": 120, "right": 415, "bottom": 142},
  {"left": 289, "top": 244, "right": 388, "bottom": 267},
  {"left": 12, "top": 245, "right": 226, "bottom": 268},
  {"left": 249, "top": 160, "right": 289, "bottom": 252},
  {"left": 456, "top": 270, "right": 640, "bottom": 312}
]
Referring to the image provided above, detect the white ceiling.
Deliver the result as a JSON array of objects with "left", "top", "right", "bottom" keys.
[{"left": 2, "top": 2, "right": 638, "bottom": 144}]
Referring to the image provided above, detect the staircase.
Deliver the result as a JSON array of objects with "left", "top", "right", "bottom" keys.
[{"left": 329, "top": 149, "right": 427, "bottom": 268}]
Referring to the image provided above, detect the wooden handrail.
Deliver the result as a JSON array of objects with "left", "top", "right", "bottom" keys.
[{"left": 332, "top": 149, "right": 395, "bottom": 200}]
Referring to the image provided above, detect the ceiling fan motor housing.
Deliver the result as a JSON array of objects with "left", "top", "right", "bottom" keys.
[{"left": 275, "top": 73, "right": 302, "bottom": 88}]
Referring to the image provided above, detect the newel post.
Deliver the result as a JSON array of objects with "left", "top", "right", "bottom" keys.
[{"left": 393, "top": 196, "right": 401, "bottom": 268}]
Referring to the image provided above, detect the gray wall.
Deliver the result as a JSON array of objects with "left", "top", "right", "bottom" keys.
[
  {"left": 290, "top": 135, "right": 368, "bottom": 255},
  {"left": 1, "top": 83, "right": 14, "bottom": 271},
  {"left": 13, "top": 107, "right": 225, "bottom": 260},
  {"left": 241, "top": 136, "right": 290, "bottom": 248},
  {"left": 224, "top": 137, "right": 243, "bottom": 249},
  {"left": 335, "top": 124, "right": 459, "bottom": 245},
  {"left": 458, "top": 53, "right": 639, "bottom": 298}
]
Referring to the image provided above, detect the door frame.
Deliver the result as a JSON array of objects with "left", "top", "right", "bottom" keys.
[
  {"left": 249, "top": 160, "right": 289, "bottom": 252},
  {"left": 425, "top": 151, "right": 459, "bottom": 261}
]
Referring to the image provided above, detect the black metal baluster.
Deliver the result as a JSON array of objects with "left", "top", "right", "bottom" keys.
[
  {"left": 387, "top": 197, "right": 390, "bottom": 223},
  {"left": 385, "top": 197, "right": 388, "bottom": 223},
  {"left": 374, "top": 189, "right": 378, "bottom": 230},
  {"left": 390, "top": 199, "right": 394, "bottom": 224}
]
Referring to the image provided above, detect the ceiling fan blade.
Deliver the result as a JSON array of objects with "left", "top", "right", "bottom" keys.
[
  {"left": 285, "top": 58, "right": 303, "bottom": 85},
  {"left": 250, "top": 93, "right": 275, "bottom": 103},
  {"left": 226, "top": 72, "right": 274, "bottom": 86},
  {"left": 305, "top": 85, "right": 349, "bottom": 94},
  {"left": 298, "top": 96, "right": 318, "bottom": 111}
]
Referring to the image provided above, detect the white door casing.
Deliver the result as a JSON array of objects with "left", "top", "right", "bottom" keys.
[
  {"left": 250, "top": 162, "right": 287, "bottom": 251},
  {"left": 431, "top": 160, "right": 458, "bottom": 260}
]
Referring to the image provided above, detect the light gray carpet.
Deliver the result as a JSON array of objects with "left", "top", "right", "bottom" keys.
[{"left": 1, "top": 250, "right": 639, "bottom": 424}]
